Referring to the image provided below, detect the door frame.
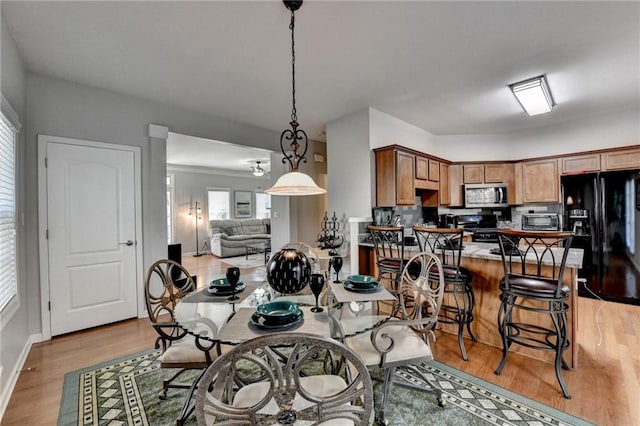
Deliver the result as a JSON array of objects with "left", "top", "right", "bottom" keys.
[{"left": 37, "top": 134, "right": 144, "bottom": 340}]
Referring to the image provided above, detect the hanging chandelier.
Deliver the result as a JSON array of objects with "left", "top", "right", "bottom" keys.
[
  {"left": 265, "top": 0, "right": 326, "bottom": 197},
  {"left": 252, "top": 161, "right": 265, "bottom": 177}
]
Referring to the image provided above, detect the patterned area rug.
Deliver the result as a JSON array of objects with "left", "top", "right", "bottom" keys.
[{"left": 59, "top": 349, "right": 592, "bottom": 426}]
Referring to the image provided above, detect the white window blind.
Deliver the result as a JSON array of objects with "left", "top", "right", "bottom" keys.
[{"left": 0, "top": 111, "right": 17, "bottom": 312}]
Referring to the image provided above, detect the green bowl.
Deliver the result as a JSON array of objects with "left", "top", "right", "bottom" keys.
[
  {"left": 346, "top": 275, "right": 378, "bottom": 288},
  {"left": 256, "top": 301, "right": 300, "bottom": 324}
]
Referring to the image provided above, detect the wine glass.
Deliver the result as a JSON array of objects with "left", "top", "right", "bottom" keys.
[
  {"left": 330, "top": 256, "right": 343, "bottom": 283},
  {"left": 309, "top": 273, "right": 325, "bottom": 313},
  {"left": 225, "top": 267, "right": 241, "bottom": 301}
]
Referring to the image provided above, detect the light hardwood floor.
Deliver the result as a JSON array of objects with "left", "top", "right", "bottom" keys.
[{"left": 3, "top": 254, "right": 639, "bottom": 425}]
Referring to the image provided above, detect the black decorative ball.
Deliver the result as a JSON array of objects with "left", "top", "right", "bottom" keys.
[{"left": 266, "top": 248, "right": 311, "bottom": 294}]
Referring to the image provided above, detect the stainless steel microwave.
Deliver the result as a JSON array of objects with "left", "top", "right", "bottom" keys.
[
  {"left": 464, "top": 184, "right": 508, "bottom": 208},
  {"left": 521, "top": 213, "right": 561, "bottom": 231}
]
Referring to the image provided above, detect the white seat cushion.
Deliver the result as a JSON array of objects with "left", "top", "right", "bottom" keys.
[
  {"left": 233, "top": 375, "right": 354, "bottom": 425},
  {"left": 158, "top": 334, "right": 222, "bottom": 364},
  {"left": 345, "top": 321, "right": 433, "bottom": 366}
]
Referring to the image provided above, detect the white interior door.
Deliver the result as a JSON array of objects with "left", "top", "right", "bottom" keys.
[{"left": 46, "top": 141, "right": 138, "bottom": 335}]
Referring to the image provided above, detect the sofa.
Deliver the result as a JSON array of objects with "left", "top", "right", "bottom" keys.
[{"left": 208, "top": 218, "right": 271, "bottom": 258}]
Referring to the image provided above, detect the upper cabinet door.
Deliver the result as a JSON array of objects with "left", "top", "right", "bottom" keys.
[
  {"left": 522, "top": 159, "right": 560, "bottom": 203},
  {"left": 439, "top": 163, "right": 450, "bottom": 205},
  {"left": 602, "top": 147, "right": 640, "bottom": 171},
  {"left": 415, "top": 156, "right": 429, "bottom": 180},
  {"left": 449, "top": 164, "right": 464, "bottom": 207},
  {"left": 463, "top": 164, "right": 484, "bottom": 183},
  {"left": 396, "top": 151, "right": 416, "bottom": 205},
  {"left": 561, "top": 154, "right": 601, "bottom": 174},
  {"left": 428, "top": 159, "right": 440, "bottom": 182},
  {"left": 484, "top": 164, "right": 504, "bottom": 183}
]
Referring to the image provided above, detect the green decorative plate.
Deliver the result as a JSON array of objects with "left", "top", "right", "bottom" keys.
[
  {"left": 345, "top": 275, "right": 378, "bottom": 288},
  {"left": 206, "top": 282, "right": 245, "bottom": 295},
  {"left": 250, "top": 310, "right": 304, "bottom": 329},
  {"left": 343, "top": 281, "right": 381, "bottom": 293}
]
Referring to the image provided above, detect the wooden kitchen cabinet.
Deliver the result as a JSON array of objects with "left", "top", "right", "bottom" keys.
[
  {"left": 375, "top": 148, "right": 415, "bottom": 206},
  {"left": 463, "top": 164, "right": 484, "bottom": 184},
  {"left": 521, "top": 159, "right": 560, "bottom": 203},
  {"left": 464, "top": 163, "right": 505, "bottom": 183},
  {"left": 415, "top": 156, "right": 440, "bottom": 183},
  {"left": 561, "top": 153, "right": 601, "bottom": 175},
  {"left": 428, "top": 159, "right": 440, "bottom": 182},
  {"left": 415, "top": 156, "right": 429, "bottom": 180},
  {"left": 439, "top": 163, "right": 450, "bottom": 205},
  {"left": 449, "top": 164, "right": 464, "bottom": 206},
  {"left": 503, "top": 163, "right": 518, "bottom": 205},
  {"left": 602, "top": 147, "right": 640, "bottom": 171},
  {"left": 484, "top": 164, "right": 504, "bottom": 183}
]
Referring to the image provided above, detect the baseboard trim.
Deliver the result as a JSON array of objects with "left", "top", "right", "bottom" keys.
[{"left": 0, "top": 333, "right": 40, "bottom": 420}]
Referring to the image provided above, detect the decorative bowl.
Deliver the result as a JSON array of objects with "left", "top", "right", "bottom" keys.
[
  {"left": 255, "top": 301, "right": 300, "bottom": 324},
  {"left": 346, "top": 275, "right": 377, "bottom": 288}
]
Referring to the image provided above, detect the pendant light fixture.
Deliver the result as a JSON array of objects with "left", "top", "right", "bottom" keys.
[{"left": 265, "top": 0, "right": 326, "bottom": 196}]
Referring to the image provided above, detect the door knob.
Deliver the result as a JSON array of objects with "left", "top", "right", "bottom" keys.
[{"left": 119, "top": 240, "right": 134, "bottom": 246}]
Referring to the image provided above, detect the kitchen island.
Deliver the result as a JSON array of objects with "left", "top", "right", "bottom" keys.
[{"left": 358, "top": 241, "right": 584, "bottom": 368}]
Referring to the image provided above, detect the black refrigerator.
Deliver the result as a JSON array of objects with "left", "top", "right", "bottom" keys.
[{"left": 562, "top": 171, "right": 640, "bottom": 305}]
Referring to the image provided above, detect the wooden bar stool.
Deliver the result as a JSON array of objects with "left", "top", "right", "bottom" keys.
[
  {"left": 413, "top": 226, "right": 477, "bottom": 361},
  {"left": 495, "top": 229, "right": 574, "bottom": 398}
]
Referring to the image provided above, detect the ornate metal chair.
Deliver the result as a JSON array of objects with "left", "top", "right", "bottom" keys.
[
  {"left": 195, "top": 332, "right": 374, "bottom": 425},
  {"left": 367, "top": 225, "right": 406, "bottom": 292},
  {"left": 145, "top": 259, "right": 231, "bottom": 423},
  {"left": 280, "top": 241, "right": 323, "bottom": 273},
  {"left": 343, "top": 251, "right": 446, "bottom": 424},
  {"left": 494, "top": 230, "right": 574, "bottom": 399},
  {"left": 413, "top": 226, "right": 477, "bottom": 361}
]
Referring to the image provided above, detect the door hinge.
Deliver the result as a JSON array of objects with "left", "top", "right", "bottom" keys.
[
  {"left": 46, "top": 229, "right": 49, "bottom": 240},
  {"left": 48, "top": 301, "right": 51, "bottom": 311},
  {"left": 45, "top": 157, "right": 48, "bottom": 168}
]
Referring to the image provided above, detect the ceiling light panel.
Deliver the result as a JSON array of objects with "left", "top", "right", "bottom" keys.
[{"left": 509, "top": 75, "right": 554, "bottom": 116}]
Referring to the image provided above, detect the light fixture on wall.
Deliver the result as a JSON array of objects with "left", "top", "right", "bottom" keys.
[
  {"left": 509, "top": 75, "right": 554, "bottom": 116},
  {"left": 252, "top": 161, "right": 265, "bottom": 177},
  {"left": 265, "top": 0, "right": 326, "bottom": 197},
  {"left": 189, "top": 201, "right": 203, "bottom": 257}
]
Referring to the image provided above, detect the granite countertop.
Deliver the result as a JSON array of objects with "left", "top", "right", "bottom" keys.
[{"left": 359, "top": 241, "right": 584, "bottom": 269}]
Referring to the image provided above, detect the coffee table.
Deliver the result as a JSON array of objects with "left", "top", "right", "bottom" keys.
[{"left": 246, "top": 241, "right": 271, "bottom": 264}]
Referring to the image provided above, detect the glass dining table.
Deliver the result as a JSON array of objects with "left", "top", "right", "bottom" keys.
[
  {"left": 173, "top": 277, "right": 397, "bottom": 346},
  {"left": 171, "top": 275, "right": 396, "bottom": 424}
]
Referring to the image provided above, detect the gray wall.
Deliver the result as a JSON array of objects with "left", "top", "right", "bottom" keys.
[
  {"left": 23, "top": 71, "right": 327, "bottom": 336},
  {"left": 0, "top": 12, "right": 28, "bottom": 407},
  {"left": 326, "top": 108, "right": 373, "bottom": 219},
  {"left": 23, "top": 72, "right": 320, "bottom": 329}
]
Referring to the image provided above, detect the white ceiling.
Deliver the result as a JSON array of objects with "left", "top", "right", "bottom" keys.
[
  {"left": 3, "top": 1, "right": 639, "bottom": 161},
  {"left": 167, "top": 132, "right": 273, "bottom": 173}
]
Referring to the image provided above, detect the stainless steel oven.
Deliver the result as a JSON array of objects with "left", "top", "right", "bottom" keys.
[{"left": 521, "top": 213, "right": 561, "bottom": 231}]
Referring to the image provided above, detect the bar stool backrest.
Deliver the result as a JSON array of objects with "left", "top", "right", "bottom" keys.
[
  {"left": 497, "top": 229, "right": 574, "bottom": 299},
  {"left": 413, "top": 226, "right": 465, "bottom": 270},
  {"left": 367, "top": 225, "right": 405, "bottom": 265}
]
